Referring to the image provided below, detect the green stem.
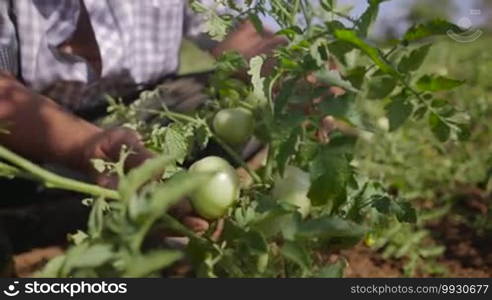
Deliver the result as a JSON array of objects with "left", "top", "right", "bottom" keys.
[
  {"left": 367, "top": 45, "right": 399, "bottom": 74},
  {"left": 138, "top": 108, "right": 201, "bottom": 125},
  {"left": 136, "top": 108, "right": 262, "bottom": 183},
  {"left": 400, "top": 81, "right": 440, "bottom": 116},
  {"left": 212, "top": 135, "right": 262, "bottom": 184},
  {"left": 300, "top": 0, "right": 312, "bottom": 29},
  {"left": 272, "top": 0, "right": 292, "bottom": 19},
  {"left": 0, "top": 145, "right": 120, "bottom": 200},
  {"left": 292, "top": 0, "right": 300, "bottom": 25}
]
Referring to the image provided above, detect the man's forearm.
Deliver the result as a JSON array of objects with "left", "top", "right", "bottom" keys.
[{"left": 0, "top": 71, "right": 102, "bottom": 170}]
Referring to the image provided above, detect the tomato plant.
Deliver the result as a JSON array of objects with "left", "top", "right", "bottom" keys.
[{"left": 0, "top": 0, "right": 472, "bottom": 278}]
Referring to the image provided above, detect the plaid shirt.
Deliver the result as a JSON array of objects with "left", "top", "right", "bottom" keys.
[{"left": 0, "top": 0, "right": 210, "bottom": 112}]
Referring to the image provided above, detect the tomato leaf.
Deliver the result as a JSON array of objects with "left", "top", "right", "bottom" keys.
[
  {"left": 429, "top": 113, "right": 451, "bottom": 142},
  {"left": 403, "top": 19, "right": 464, "bottom": 42},
  {"left": 358, "top": 0, "right": 390, "bottom": 37},
  {"left": 394, "top": 201, "right": 418, "bottom": 223},
  {"left": 398, "top": 44, "right": 432, "bottom": 73},
  {"left": 314, "top": 69, "right": 359, "bottom": 92},
  {"left": 308, "top": 141, "right": 354, "bottom": 206},
  {"left": 367, "top": 75, "right": 397, "bottom": 99},
  {"left": 248, "top": 56, "right": 268, "bottom": 106},
  {"left": 345, "top": 66, "right": 367, "bottom": 90},
  {"left": 274, "top": 78, "right": 298, "bottom": 115},
  {"left": 243, "top": 230, "right": 269, "bottom": 255},
  {"left": 276, "top": 127, "right": 302, "bottom": 176},
  {"left": 385, "top": 95, "right": 414, "bottom": 131},
  {"left": 280, "top": 241, "right": 312, "bottom": 271},
  {"left": 416, "top": 75, "right": 464, "bottom": 92},
  {"left": 296, "top": 216, "right": 366, "bottom": 241},
  {"left": 371, "top": 195, "right": 392, "bottom": 214},
  {"left": 334, "top": 29, "right": 397, "bottom": 76}
]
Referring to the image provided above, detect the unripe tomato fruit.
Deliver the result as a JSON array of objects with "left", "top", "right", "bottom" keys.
[
  {"left": 189, "top": 156, "right": 240, "bottom": 220},
  {"left": 213, "top": 108, "right": 255, "bottom": 146},
  {"left": 272, "top": 166, "right": 312, "bottom": 218}
]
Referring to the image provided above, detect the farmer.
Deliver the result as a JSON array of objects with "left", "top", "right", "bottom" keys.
[{"left": 0, "top": 1, "right": 284, "bottom": 223}]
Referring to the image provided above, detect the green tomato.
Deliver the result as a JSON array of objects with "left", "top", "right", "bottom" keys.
[
  {"left": 213, "top": 108, "right": 255, "bottom": 146},
  {"left": 189, "top": 156, "right": 240, "bottom": 220},
  {"left": 272, "top": 166, "right": 312, "bottom": 218}
]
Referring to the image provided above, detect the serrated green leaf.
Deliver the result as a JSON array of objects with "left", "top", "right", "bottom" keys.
[
  {"left": 281, "top": 241, "right": 312, "bottom": 271},
  {"left": 404, "top": 19, "right": 464, "bottom": 42},
  {"left": 308, "top": 38, "right": 330, "bottom": 67},
  {"left": 385, "top": 96, "right": 414, "bottom": 131},
  {"left": 277, "top": 127, "right": 302, "bottom": 176},
  {"left": 243, "top": 230, "right": 269, "bottom": 255},
  {"left": 372, "top": 195, "right": 392, "bottom": 214},
  {"left": 296, "top": 216, "right": 366, "bottom": 241},
  {"left": 398, "top": 44, "right": 432, "bottom": 73},
  {"left": 274, "top": 78, "right": 298, "bottom": 115},
  {"left": 416, "top": 75, "right": 464, "bottom": 92},
  {"left": 429, "top": 113, "right": 451, "bottom": 142},
  {"left": 346, "top": 67, "right": 367, "bottom": 89},
  {"left": 248, "top": 56, "right": 268, "bottom": 105},
  {"left": 358, "top": 0, "right": 390, "bottom": 37},
  {"left": 91, "top": 159, "right": 107, "bottom": 174},
  {"left": 394, "top": 201, "right": 417, "bottom": 223},
  {"left": 334, "top": 29, "right": 397, "bottom": 75},
  {"left": 367, "top": 75, "right": 397, "bottom": 99},
  {"left": 314, "top": 69, "right": 358, "bottom": 92},
  {"left": 161, "top": 126, "right": 189, "bottom": 164},
  {"left": 308, "top": 149, "right": 352, "bottom": 206}
]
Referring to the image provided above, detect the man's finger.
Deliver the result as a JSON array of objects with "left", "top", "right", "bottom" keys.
[{"left": 182, "top": 216, "right": 209, "bottom": 233}]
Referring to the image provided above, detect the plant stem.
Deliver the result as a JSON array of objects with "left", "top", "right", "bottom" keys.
[
  {"left": 212, "top": 135, "right": 262, "bottom": 183},
  {"left": 367, "top": 44, "right": 399, "bottom": 74},
  {"left": 0, "top": 145, "right": 120, "bottom": 200},
  {"left": 136, "top": 108, "right": 262, "bottom": 183},
  {"left": 140, "top": 108, "right": 202, "bottom": 125}
]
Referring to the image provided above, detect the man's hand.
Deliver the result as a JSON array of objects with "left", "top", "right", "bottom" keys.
[
  {"left": 81, "top": 127, "right": 210, "bottom": 233},
  {"left": 212, "top": 21, "right": 286, "bottom": 60},
  {"left": 81, "top": 127, "right": 154, "bottom": 188}
]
